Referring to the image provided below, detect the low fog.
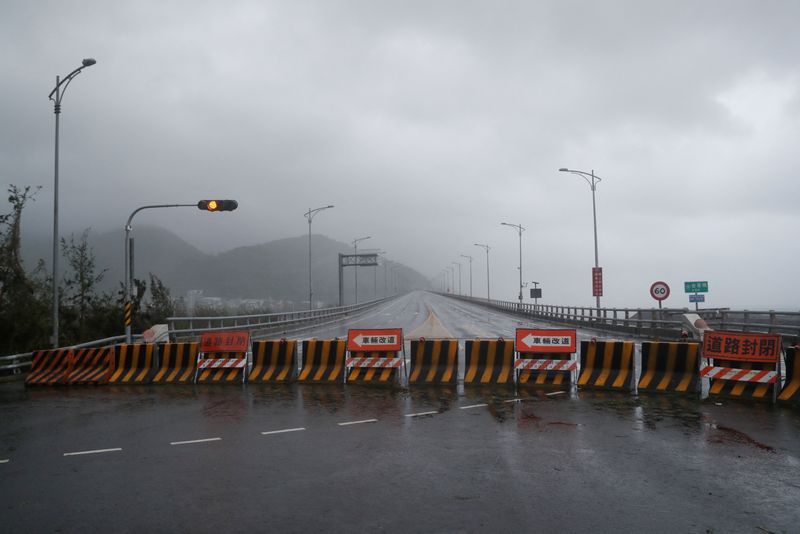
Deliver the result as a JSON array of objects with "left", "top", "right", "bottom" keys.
[{"left": 2, "top": 1, "right": 799, "bottom": 310}]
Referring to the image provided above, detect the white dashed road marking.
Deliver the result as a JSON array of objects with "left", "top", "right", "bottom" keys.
[
  {"left": 405, "top": 411, "right": 438, "bottom": 418},
  {"left": 170, "top": 437, "right": 222, "bottom": 446},
  {"left": 338, "top": 419, "right": 378, "bottom": 426},
  {"left": 546, "top": 391, "right": 566, "bottom": 396},
  {"left": 460, "top": 403, "right": 488, "bottom": 410},
  {"left": 63, "top": 448, "right": 122, "bottom": 457},
  {"left": 261, "top": 427, "right": 306, "bottom": 436}
]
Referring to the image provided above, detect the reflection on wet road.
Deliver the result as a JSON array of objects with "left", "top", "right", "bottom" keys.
[{"left": 1, "top": 380, "right": 799, "bottom": 533}]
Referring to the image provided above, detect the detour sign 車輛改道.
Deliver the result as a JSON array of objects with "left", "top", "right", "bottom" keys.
[
  {"left": 702, "top": 331, "right": 781, "bottom": 363},
  {"left": 515, "top": 328, "right": 577, "bottom": 354},
  {"left": 347, "top": 329, "right": 403, "bottom": 352}
]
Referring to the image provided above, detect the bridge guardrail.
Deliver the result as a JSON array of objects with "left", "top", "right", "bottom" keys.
[
  {"left": 0, "top": 297, "right": 395, "bottom": 379},
  {"left": 5, "top": 294, "right": 798, "bottom": 378},
  {"left": 166, "top": 296, "right": 395, "bottom": 341},
  {"left": 443, "top": 294, "right": 800, "bottom": 343}
]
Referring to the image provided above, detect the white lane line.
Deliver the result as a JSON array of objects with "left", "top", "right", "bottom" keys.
[
  {"left": 170, "top": 437, "right": 222, "bottom": 446},
  {"left": 546, "top": 391, "right": 566, "bottom": 396},
  {"left": 0, "top": 459, "right": 9, "bottom": 464},
  {"left": 405, "top": 411, "right": 438, "bottom": 418},
  {"left": 63, "top": 448, "right": 122, "bottom": 457},
  {"left": 261, "top": 427, "right": 306, "bottom": 436},
  {"left": 503, "top": 398, "right": 521, "bottom": 403},
  {"left": 460, "top": 403, "right": 488, "bottom": 410},
  {"left": 338, "top": 419, "right": 378, "bottom": 426}
]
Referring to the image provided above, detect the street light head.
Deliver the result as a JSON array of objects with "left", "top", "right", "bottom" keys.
[
  {"left": 82, "top": 58, "right": 97, "bottom": 67},
  {"left": 558, "top": 168, "right": 569, "bottom": 172}
]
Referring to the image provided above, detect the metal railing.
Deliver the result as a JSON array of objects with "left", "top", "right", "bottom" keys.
[
  {"left": 5, "top": 293, "right": 798, "bottom": 378},
  {"left": 0, "top": 297, "right": 394, "bottom": 379},
  {"left": 166, "top": 296, "right": 394, "bottom": 341},
  {"left": 445, "top": 294, "right": 800, "bottom": 343}
]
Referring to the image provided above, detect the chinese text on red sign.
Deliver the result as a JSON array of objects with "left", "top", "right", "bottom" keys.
[{"left": 702, "top": 331, "right": 780, "bottom": 363}]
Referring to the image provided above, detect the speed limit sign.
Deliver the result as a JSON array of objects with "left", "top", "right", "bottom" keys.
[{"left": 650, "top": 281, "right": 670, "bottom": 301}]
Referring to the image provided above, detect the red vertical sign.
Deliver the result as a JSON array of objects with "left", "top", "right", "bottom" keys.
[{"left": 592, "top": 267, "right": 603, "bottom": 297}]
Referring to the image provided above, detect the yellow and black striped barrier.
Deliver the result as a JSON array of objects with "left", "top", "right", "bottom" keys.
[
  {"left": 25, "top": 349, "right": 73, "bottom": 386},
  {"left": 109, "top": 344, "right": 157, "bottom": 384},
  {"left": 577, "top": 340, "right": 635, "bottom": 391},
  {"left": 637, "top": 342, "right": 700, "bottom": 394},
  {"left": 298, "top": 339, "right": 346, "bottom": 383},
  {"left": 707, "top": 359, "right": 778, "bottom": 401},
  {"left": 346, "top": 351, "right": 402, "bottom": 385},
  {"left": 65, "top": 347, "right": 114, "bottom": 386},
  {"left": 516, "top": 353, "right": 575, "bottom": 387},
  {"left": 153, "top": 343, "right": 198, "bottom": 384},
  {"left": 778, "top": 347, "right": 800, "bottom": 403},
  {"left": 408, "top": 339, "right": 458, "bottom": 385},
  {"left": 249, "top": 340, "right": 297, "bottom": 382},
  {"left": 196, "top": 352, "right": 248, "bottom": 384},
  {"left": 464, "top": 339, "right": 514, "bottom": 385}
]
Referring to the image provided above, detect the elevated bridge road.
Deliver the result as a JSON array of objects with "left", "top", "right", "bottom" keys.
[
  {"left": 288, "top": 290, "right": 622, "bottom": 384},
  {"left": 286, "top": 290, "right": 607, "bottom": 347}
]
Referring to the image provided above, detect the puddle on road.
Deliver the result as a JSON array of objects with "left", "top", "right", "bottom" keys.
[
  {"left": 406, "top": 387, "right": 457, "bottom": 414},
  {"left": 708, "top": 425, "right": 776, "bottom": 453}
]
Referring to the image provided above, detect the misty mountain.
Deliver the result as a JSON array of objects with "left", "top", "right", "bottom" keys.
[{"left": 22, "top": 226, "right": 430, "bottom": 307}]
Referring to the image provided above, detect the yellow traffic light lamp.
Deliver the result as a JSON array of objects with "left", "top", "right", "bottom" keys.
[{"left": 198, "top": 199, "right": 238, "bottom": 212}]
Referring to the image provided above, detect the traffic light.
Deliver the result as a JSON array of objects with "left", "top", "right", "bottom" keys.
[{"left": 197, "top": 199, "right": 238, "bottom": 212}]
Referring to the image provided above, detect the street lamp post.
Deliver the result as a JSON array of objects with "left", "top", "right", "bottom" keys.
[
  {"left": 48, "top": 58, "right": 97, "bottom": 347},
  {"left": 452, "top": 261, "right": 462, "bottom": 295},
  {"left": 373, "top": 251, "right": 387, "bottom": 300},
  {"left": 384, "top": 259, "right": 390, "bottom": 297},
  {"left": 474, "top": 243, "right": 490, "bottom": 301},
  {"left": 352, "top": 236, "right": 371, "bottom": 304},
  {"left": 304, "top": 205, "right": 334, "bottom": 310},
  {"left": 446, "top": 265, "right": 455, "bottom": 293},
  {"left": 460, "top": 254, "right": 473, "bottom": 297},
  {"left": 559, "top": 167, "right": 603, "bottom": 311},
  {"left": 501, "top": 223, "right": 525, "bottom": 305}
]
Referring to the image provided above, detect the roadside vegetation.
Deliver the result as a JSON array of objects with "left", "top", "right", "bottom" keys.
[{"left": 0, "top": 185, "right": 175, "bottom": 354}]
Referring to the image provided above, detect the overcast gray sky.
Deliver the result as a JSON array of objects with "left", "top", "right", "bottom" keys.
[{"left": 2, "top": 1, "right": 799, "bottom": 309}]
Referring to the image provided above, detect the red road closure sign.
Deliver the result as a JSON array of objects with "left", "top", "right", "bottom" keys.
[
  {"left": 347, "top": 328, "right": 403, "bottom": 352},
  {"left": 650, "top": 281, "right": 670, "bottom": 301},
  {"left": 702, "top": 331, "right": 781, "bottom": 363},
  {"left": 592, "top": 267, "right": 603, "bottom": 297},
  {"left": 515, "top": 328, "right": 577, "bottom": 353},
  {"left": 200, "top": 331, "right": 250, "bottom": 353}
]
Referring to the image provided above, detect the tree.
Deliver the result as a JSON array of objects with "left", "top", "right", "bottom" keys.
[
  {"left": 0, "top": 186, "right": 49, "bottom": 353},
  {"left": 60, "top": 229, "right": 107, "bottom": 342},
  {"left": 146, "top": 273, "right": 174, "bottom": 324}
]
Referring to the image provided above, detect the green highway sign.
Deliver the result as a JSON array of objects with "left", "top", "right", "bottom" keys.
[{"left": 684, "top": 281, "right": 708, "bottom": 293}]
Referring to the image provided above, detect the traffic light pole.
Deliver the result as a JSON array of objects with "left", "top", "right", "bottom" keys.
[{"left": 123, "top": 204, "right": 196, "bottom": 344}]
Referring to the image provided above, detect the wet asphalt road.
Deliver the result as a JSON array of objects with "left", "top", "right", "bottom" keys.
[{"left": 1, "top": 292, "right": 799, "bottom": 533}]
